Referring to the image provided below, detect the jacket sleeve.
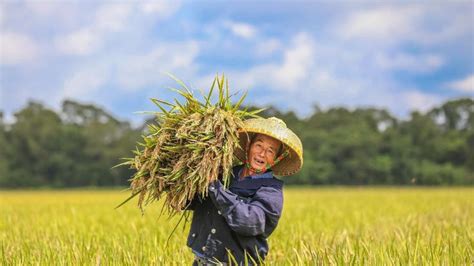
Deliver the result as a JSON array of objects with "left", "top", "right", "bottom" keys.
[{"left": 208, "top": 180, "right": 283, "bottom": 237}]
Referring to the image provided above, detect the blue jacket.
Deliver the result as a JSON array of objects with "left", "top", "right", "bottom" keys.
[{"left": 186, "top": 166, "right": 284, "bottom": 264}]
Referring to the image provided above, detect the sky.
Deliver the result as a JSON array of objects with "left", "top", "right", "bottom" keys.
[{"left": 1, "top": 0, "right": 473, "bottom": 125}]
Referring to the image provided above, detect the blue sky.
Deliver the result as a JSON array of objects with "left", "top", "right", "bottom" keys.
[{"left": 1, "top": 1, "right": 473, "bottom": 125}]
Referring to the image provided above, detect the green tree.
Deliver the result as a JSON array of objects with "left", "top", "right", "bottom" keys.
[
  {"left": 6, "top": 102, "right": 64, "bottom": 186},
  {"left": 0, "top": 111, "right": 10, "bottom": 185},
  {"left": 1, "top": 98, "right": 473, "bottom": 187},
  {"left": 61, "top": 100, "right": 139, "bottom": 186}
]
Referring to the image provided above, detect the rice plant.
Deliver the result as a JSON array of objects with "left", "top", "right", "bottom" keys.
[
  {"left": 1, "top": 188, "right": 472, "bottom": 265},
  {"left": 115, "top": 74, "right": 261, "bottom": 216}
]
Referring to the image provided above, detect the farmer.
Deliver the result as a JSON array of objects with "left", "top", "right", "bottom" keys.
[{"left": 186, "top": 117, "right": 303, "bottom": 265}]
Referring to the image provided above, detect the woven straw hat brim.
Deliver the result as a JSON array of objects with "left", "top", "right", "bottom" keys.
[{"left": 234, "top": 118, "right": 303, "bottom": 177}]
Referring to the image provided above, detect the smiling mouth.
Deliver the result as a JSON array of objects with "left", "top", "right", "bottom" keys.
[{"left": 254, "top": 158, "right": 265, "bottom": 165}]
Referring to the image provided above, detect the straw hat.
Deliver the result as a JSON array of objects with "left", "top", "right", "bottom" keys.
[{"left": 234, "top": 117, "right": 303, "bottom": 176}]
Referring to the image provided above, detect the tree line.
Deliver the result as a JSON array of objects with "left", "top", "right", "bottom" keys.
[{"left": 0, "top": 98, "right": 472, "bottom": 187}]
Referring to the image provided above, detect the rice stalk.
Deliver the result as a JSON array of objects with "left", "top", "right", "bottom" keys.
[{"left": 116, "top": 74, "right": 260, "bottom": 217}]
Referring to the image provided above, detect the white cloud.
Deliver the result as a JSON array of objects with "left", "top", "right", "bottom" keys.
[
  {"left": 255, "top": 38, "right": 282, "bottom": 57},
  {"left": 54, "top": 3, "right": 134, "bottom": 56},
  {"left": 55, "top": 27, "right": 101, "bottom": 56},
  {"left": 274, "top": 33, "right": 315, "bottom": 89},
  {"left": 224, "top": 20, "right": 257, "bottom": 39},
  {"left": 116, "top": 41, "right": 200, "bottom": 90},
  {"left": 402, "top": 90, "right": 442, "bottom": 113},
  {"left": 140, "top": 0, "right": 181, "bottom": 18},
  {"left": 62, "top": 64, "right": 110, "bottom": 100},
  {"left": 205, "top": 30, "right": 450, "bottom": 118},
  {"left": 54, "top": 2, "right": 182, "bottom": 56},
  {"left": 338, "top": 6, "right": 422, "bottom": 43},
  {"left": 0, "top": 32, "right": 38, "bottom": 65},
  {"left": 0, "top": 3, "right": 5, "bottom": 26},
  {"left": 54, "top": 3, "right": 132, "bottom": 56},
  {"left": 24, "top": 1, "right": 63, "bottom": 16},
  {"left": 337, "top": 4, "right": 471, "bottom": 46},
  {"left": 2, "top": 2, "right": 470, "bottom": 123},
  {"left": 447, "top": 75, "right": 474, "bottom": 93},
  {"left": 375, "top": 53, "right": 444, "bottom": 73},
  {"left": 95, "top": 3, "right": 133, "bottom": 32},
  {"left": 227, "top": 32, "right": 315, "bottom": 92},
  {"left": 196, "top": 32, "right": 373, "bottom": 117},
  {"left": 58, "top": 39, "right": 200, "bottom": 105}
]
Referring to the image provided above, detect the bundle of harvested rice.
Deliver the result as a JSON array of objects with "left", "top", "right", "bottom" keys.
[{"left": 116, "top": 74, "right": 261, "bottom": 216}]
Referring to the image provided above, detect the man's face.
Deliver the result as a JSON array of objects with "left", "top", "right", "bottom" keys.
[{"left": 247, "top": 134, "right": 281, "bottom": 170}]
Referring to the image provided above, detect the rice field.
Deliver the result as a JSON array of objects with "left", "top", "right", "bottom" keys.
[{"left": 1, "top": 187, "right": 473, "bottom": 265}]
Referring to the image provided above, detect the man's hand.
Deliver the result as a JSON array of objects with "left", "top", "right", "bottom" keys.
[{"left": 208, "top": 179, "right": 222, "bottom": 194}]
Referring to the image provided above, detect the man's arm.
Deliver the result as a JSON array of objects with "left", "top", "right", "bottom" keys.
[{"left": 207, "top": 180, "right": 283, "bottom": 237}]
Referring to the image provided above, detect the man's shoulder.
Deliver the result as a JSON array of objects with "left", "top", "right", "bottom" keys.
[{"left": 231, "top": 176, "right": 284, "bottom": 191}]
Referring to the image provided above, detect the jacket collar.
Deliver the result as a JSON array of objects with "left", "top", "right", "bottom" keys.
[{"left": 233, "top": 165, "right": 273, "bottom": 180}]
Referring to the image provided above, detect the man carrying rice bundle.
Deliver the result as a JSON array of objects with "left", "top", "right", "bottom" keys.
[{"left": 186, "top": 117, "right": 303, "bottom": 265}]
